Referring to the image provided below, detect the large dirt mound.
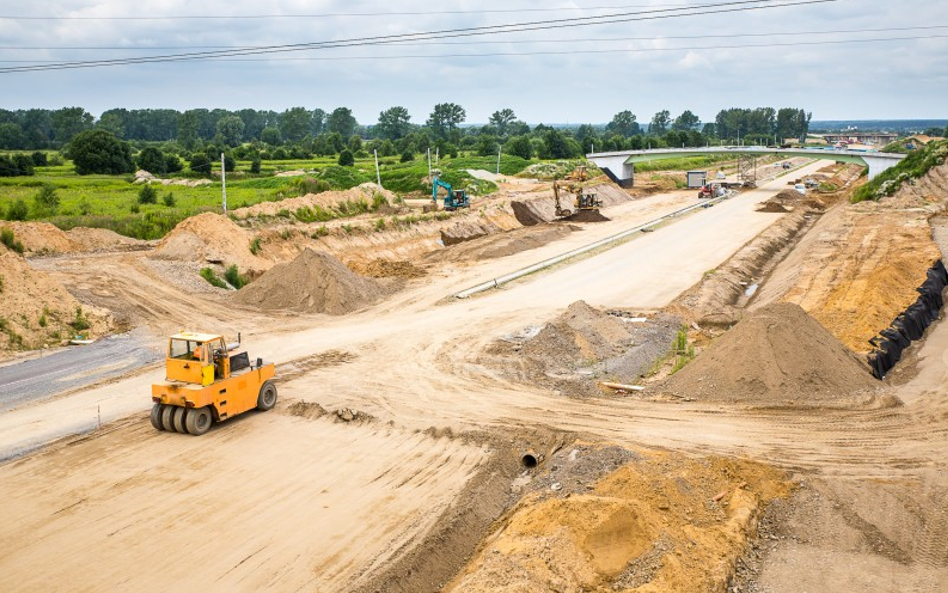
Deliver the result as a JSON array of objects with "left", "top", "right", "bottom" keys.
[
  {"left": 481, "top": 301, "right": 680, "bottom": 397},
  {"left": 233, "top": 248, "right": 385, "bottom": 315},
  {"left": 66, "top": 228, "right": 148, "bottom": 252},
  {"left": 0, "top": 246, "right": 111, "bottom": 357},
  {"left": 152, "top": 212, "right": 268, "bottom": 274},
  {"left": 511, "top": 184, "right": 631, "bottom": 226},
  {"left": 2, "top": 222, "right": 80, "bottom": 254},
  {"left": 663, "top": 302, "right": 881, "bottom": 406}
]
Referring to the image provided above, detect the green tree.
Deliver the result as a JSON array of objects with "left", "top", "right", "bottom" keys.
[
  {"left": 672, "top": 110, "right": 701, "bottom": 131},
  {"left": 426, "top": 103, "right": 466, "bottom": 141},
  {"left": 189, "top": 153, "right": 212, "bottom": 176},
  {"left": 488, "top": 108, "right": 517, "bottom": 138},
  {"left": 250, "top": 158, "right": 262, "bottom": 174},
  {"left": 96, "top": 112, "right": 125, "bottom": 138},
  {"left": 505, "top": 135, "right": 533, "bottom": 159},
  {"left": 476, "top": 134, "right": 498, "bottom": 157},
  {"left": 541, "top": 129, "right": 574, "bottom": 159},
  {"left": 0, "top": 122, "right": 27, "bottom": 149},
  {"left": 327, "top": 107, "right": 357, "bottom": 137},
  {"left": 67, "top": 130, "right": 135, "bottom": 175},
  {"left": 260, "top": 126, "right": 282, "bottom": 146},
  {"left": 52, "top": 107, "right": 94, "bottom": 145},
  {"left": 338, "top": 149, "right": 355, "bottom": 166},
  {"left": 648, "top": 110, "right": 671, "bottom": 135},
  {"left": 348, "top": 135, "right": 362, "bottom": 153},
  {"left": 376, "top": 106, "right": 412, "bottom": 140},
  {"left": 137, "top": 146, "right": 167, "bottom": 174},
  {"left": 216, "top": 115, "right": 246, "bottom": 147},
  {"left": 177, "top": 110, "right": 199, "bottom": 148},
  {"left": 606, "top": 110, "right": 640, "bottom": 137},
  {"left": 138, "top": 184, "right": 158, "bottom": 204},
  {"left": 280, "top": 107, "right": 312, "bottom": 142}
]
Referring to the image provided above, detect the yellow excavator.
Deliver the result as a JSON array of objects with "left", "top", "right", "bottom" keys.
[
  {"left": 553, "top": 180, "right": 603, "bottom": 218},
  {"left": 150, "top": 331, "right": 277, "bottom": 435}
]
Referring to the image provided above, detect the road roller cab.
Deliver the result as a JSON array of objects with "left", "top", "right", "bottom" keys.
[{"left": 150, "top": 332, "right": 277, "bottom": 435}]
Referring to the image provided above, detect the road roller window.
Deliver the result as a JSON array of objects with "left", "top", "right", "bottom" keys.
[{"left": 170, "top": 339, "right": 200, "bottom": 360}]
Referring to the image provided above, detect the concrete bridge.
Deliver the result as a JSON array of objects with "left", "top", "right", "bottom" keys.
[{"left": 587, "top": 146, "right": 906, "bottom": 187}]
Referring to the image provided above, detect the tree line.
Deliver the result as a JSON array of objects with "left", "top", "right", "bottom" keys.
[{"left": 0, "top": 104, "right": 814, "bottom": 176}]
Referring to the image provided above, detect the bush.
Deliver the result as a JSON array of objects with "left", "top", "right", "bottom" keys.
[
  {"left": 249, "top": 236, "right": 261, "bottom": 255},
  {"left": 224, "top": 264, "right": 248, "bottom": 289},
  {"left": 1, "top": 227, "right": 24, "bottom": 253},
  {"left": 200, "top": 267, "right": 228, "bottom": 289},
  {"left": 137, "top": 146, "right": 168, "bottom": 175},
  {"left": 162, "top": 192, "right": 176, "bottom": 207},
  {"left": 138, "top": 184, "right": 158, "bottom": 204},
  {"left": 189, "top": 153, "right": 212, "bottom": 176},
  {"left": 250, "top": 158, "right": 262, "bottom": 174},
  {"left": 33, "top": 184, "right": 60, "bottom": 215},
  {"left": 69, "top": 306, "right": 91, "bottom": 332},
  {"left": 400, "top": 149, "right": 414, "bottom": 163},
  {"left": 5, "top": 199, "right": 28, "bottom": 221},
  {"left": 338, "top": 149, "right": 355, "bottom": 167},
  {"left": 31, "top": 152, "right": 48, "bottom": 167}
]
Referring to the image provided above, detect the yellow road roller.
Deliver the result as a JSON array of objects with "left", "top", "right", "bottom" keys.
[{"left": 150, "top": 332, "right": 277, "bottom": 435}]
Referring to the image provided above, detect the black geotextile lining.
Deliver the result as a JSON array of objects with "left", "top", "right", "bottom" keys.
[{"left": 868, "top": 260, "right": 948, "bottom": 379}]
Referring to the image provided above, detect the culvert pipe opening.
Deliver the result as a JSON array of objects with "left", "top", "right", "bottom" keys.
[{"left": 521, "top": 451, "right": 542, "bottom": 469}]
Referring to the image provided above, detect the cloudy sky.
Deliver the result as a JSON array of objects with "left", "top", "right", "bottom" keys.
[{"left": 0, "top": 0, "right": 946, "bottom": 125}]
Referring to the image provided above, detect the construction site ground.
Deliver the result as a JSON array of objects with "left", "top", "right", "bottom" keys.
[{"left": 2, "top": 158, "right": 947, "bottom": 593}]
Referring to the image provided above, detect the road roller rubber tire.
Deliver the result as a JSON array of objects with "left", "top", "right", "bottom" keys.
[
  {"left": 172, "top": 407, "right": 188, "bottom": 433},
  {"left": 256, "top": 381, "right": 277, "bottom": 411},
  {"left": 185, "top": 406, "right": 212, "bottom": 436},
  {"left": 150, "top": 404, "right": 164, "bottom": 431},
  {"left": 160, "top": 405, "right": 177, "bottom": 432}
]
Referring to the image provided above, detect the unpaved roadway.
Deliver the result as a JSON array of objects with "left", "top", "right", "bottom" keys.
[{"left": 11, "top": 160, "right": 947, "bottom": 592}]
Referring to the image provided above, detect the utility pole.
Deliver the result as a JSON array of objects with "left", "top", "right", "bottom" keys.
[
  {"left": 427, "top": 147, "right": 432, "bottom": 179},
  {"left": 496, "top": 144, "right": 502, "bottom": 175},
  {"left": 374, "top": 149, "right": 382, "bottom": 188},
  {"left": 220, "top": 152, "right": 227, "bottom": 215}
]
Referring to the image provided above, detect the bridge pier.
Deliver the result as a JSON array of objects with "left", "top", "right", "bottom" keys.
[
  {"left": 587, "top": 155, "right": 635, "bottom": 188},
  {"left": 863, "top": 155, "right": 900, "bottom": 180}
]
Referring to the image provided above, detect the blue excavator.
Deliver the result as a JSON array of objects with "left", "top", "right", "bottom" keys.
[{"left": 431, "top": 177, "right": 470, "bottom": 211}]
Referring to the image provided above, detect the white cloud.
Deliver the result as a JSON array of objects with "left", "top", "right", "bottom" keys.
[{"left": 0, "top": 0, "right": 945, "bottom": 122}]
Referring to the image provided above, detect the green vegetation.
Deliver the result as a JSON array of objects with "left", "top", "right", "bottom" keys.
[
  {"left": 38, "top": 306, "right": 48, "bottom": 327},
  {"left": 33, "top": 184, "right": 60, "bottom": 215},
  {"left": 137, "top": 184, "right": 157, "bottom": 204},
  {"left": 67, "top": 130, "right": 135, "bottom": 175},
  {"left": 852, "top": 139, "right": 948, "bottom": 203},
  {"left": 1, "top": 227, "right": 24, "bottom": 253},
  {"left": 223, "top": 264, "right": 248, "bottom": 289},
  {"left": 632, "top": 154, "right": 736, "bottom": 173},
  {"left": 69, "top": 306, "right": 91, "bottom": 332},
  {"left": 249, "top": 236, "right": 261, "bottom": 255},
  {"left": 200, "top": 267, "right": 228, "bottom": 289},
  {"left": 0, "top": 317, "right": 24, "bottom": 348},
  {"left": 670, "top": 327, "right": 696, "bottom": 375}
]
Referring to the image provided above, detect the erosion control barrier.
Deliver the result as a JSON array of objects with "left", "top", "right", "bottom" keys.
[
  {"left": 454, "top": 192, "right": 734, "bottom": 299},
  {"left": 868, "top": 260, "right": 948, "bottom": 379}
]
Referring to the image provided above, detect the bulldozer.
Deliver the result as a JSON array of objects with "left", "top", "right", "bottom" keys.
[
  {"left": 553, "top": 180, "right": 603, "bottom": 218},
  {"left": 150, "top": 331, "right": 277, "bottom": 435}
]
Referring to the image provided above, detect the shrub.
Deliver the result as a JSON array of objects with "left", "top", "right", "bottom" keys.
[
  {"left": 374, "top": 218, "right": 386, "bottom": 232},
  {"left": 189, "top": 153, "right": 212, "bottom": 176},
  {"left": 138, "top": 184, "right": 158, "bottom": 204},
  {"left": 5, "top": 199, "right": 28, "bottom": 221},
  {"left": 400, "top": 150, "right": 414, "bottom": 163},
  {"left": 33, "top": 184, "right": 60, "bottom": 214},
  {"left": 1, "top": 227, "right": 24, "bottom": 253},
  {"left": 69, "top": 306, "right": 91, "bottom": 332},
  {"left": 224, "top": 264, "right": 248, "bottom": 289},
  {"left": 338, "top": 149, "right": 355, "bottom": 167},
  {"left": 38, "top": 309, "right": 47, "bottom": 327},
  {"left": 68, "top": 130, "right": 135, "bottom": 175},
  {"left": 200, "top": 267, "right": 228, "bottom": 288},
  {"left": 250, "top": 158, "right": 262, "bottom": 174},
  {"left": 311, "top": 225, "right": 329, "bottom": 238},
  {"left": 249, "top": 236, "right": 261, "bottom": 255},
  {"left": 162, "top": 192, "right": 176, "bottom": 207},
  {"left": 31, "top": 152, "right": 48, "bottom": 167},
  {"left": 0, "top": 274, "right": 4, "bottom": 293}
]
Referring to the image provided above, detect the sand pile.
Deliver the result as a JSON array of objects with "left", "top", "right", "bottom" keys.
[
  {"left": 0, "top": 246, "right": 111, "bottom": 356},
  {"left": 512, "top": 184, "right": 631, "bottom": 226},
  {"left": 66, "top": 228, "right": 148, "bottom": 252},
  {"left": 663, "top": 302, "right": 880, "bottom": 406},
  {"left": 1, "top": 222, "right": 80, "bottom": 254},
  {"left": 152, "top": 212, "right": 268, "bottom": 274},
  {"left": 441, "top": 218, "right": 503, "bottom": 246},
  {"left": 232, "top": 183, "right": 394, "bottom": 218},
  {"left": 482, "top": 301, "right": 680, "bottom": 397},
  {"left": 757, "top": 190, "right": 806, "bottom": 213},
  {"left": 233, "top": 248, "right": 385, "bottom": 315}
]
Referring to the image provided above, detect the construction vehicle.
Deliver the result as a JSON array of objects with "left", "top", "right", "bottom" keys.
[
  {"left": 565, "top": 165, "right": 588, "bottom": 182},
  {"left": 150, "top": 331, "right": 277, "bottom": 436},
  {"left": 553, "top": 180, "right": 603, "bottom": 218},
  {"left": 431, "top": 177, "right": 470, "bottom": 211}
]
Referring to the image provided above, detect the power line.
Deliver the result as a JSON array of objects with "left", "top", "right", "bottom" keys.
[
  {"left": 3, "top": 24, "right": 945, "bottom": 52},
  {"left": 0, "top": 3, "right": 716, "bottom": 20},
  {"left": 0, "top": 0, "right": 838, "bottom": 73}
]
